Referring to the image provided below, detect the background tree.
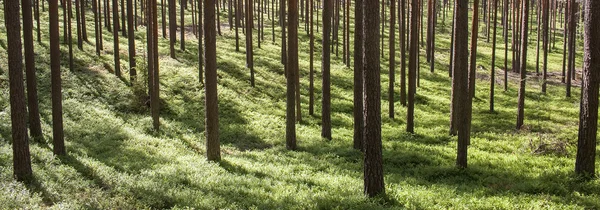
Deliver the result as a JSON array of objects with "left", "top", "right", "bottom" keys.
[
  {"left": 322, "top": 0, "right": 332, "bottom": 140},
  {"left": 363, "top": 0, "right": 384, "bottom": 197},
  {"left": 6, "top": 0, "right": 33, "bottom": 180},
  {"left": 286, "top": 0, "right": 298, "bottom": 150},
  {"left": 169, "top": 0, "right": 176, "bottom": 58},
  {"left": 451, "top": 0, "right": 469, "bottom": 168},
  {"left": 566, "top": 0, "right": 576, "bottom": 97},
  {"left": 181, "top": 0, "right": 186, "bottom": 50},
  {"left": 113, "top": 0, "right": 121, "bottom": 77},
  {"left": 468, "top": 0, "right": 480, "bottom": 99},
  {"left": 50, "top": 0, "right": 66, "bottom": 155},
  {"left": 399, "top": 0, "right": 406, "bottom": 106},
  {"left": 407, "top": 0, "right": 418, "bottom": 133},
  {"left": 388, "top": 0, "right": 396, "bottom": 118},
  {"left": 542, "top": 0, "right": 549, "bottom": 92},
  {"left": 198, "top": 0, "right": 204, "bottom": 83},
  {"left": 246, "top": 0, "right": 255, "bottom": 87},
  {"left": 205, "top": 0, "right": 221, "bottom": 161},
  {"left": 127, "top": 0, "right": 136, "bottom": 82},
  {"left": 23, "top": 0, "right": 43, "bottom": 139},
  {"left": 516, "top": 0, "right": 529, "bottom": 130},
  {"left": 490, "top": 0, "right": 497, "bottom": 111},
  {"left": 309, "top": 0, "right": 315, "bottom": 115},
  {"left": 353, "top": 0, "right": 364, "bottom": 150},
  {"left": 575, "top": 0, "right": 598, "bottom": 176}
]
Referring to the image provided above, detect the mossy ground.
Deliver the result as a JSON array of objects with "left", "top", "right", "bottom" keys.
[{"left": 0, "top": 3, "right": 598, "bottom": 209}]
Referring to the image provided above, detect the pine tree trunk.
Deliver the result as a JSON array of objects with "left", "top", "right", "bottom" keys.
[
  {"left": 575, "top": 0, "right": 598, "bottom": 176},
  {"left": 50, "top": 0, "right": 66, "bottom": 155},
  {"left": 6, "top": 0, "right": 33, "bottom": 180},
  {"left": 205, "top": 0, "right": 221, "bottom": 161},
  {"left": 286, "top": 0, "right": 298, "bottom": 150},
  {"left": 353, "top": 0, "right": 364, "bottom": 150},
  {"left": 363, "top": 0, "right": 384, "bottom": 197},
  {"left": 407, "top": 0, "right": 418, "bottom": 133},
  {"left": 127, "top": 0, "right": 137, "bottom": 82},
  {"left": 452, "top": 0, "right": 469, "bottom": 168},
  {"left": 322, "top": 0, "right": 332, "bottom": 140},
  {"left": 113, "top": 0, "right": 122, "bottom": 76},
  {"left": 389, "top": 0, "right": 396, "bottom": 118},
  {"left": 516, "top": 0, "right": 529, "bottom": 130}
]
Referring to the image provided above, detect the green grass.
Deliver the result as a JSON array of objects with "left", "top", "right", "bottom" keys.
[{"left": 1, "top": 3, "right": 598, "bottom": 209}]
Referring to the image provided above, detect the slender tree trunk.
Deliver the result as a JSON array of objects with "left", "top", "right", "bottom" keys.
[
  {"left": 490, "top": 0, "right": 497, "bottom": 111},
  {"left": 162, "top": 0, "right": 166, "bottom": 38},
  {"left": 468, "top": 0, "right": 480, "bottom": 99},
  {"left": 503, "top": 0, "right": 508, "bottom": 91},
  {"left": 169, "top": 0, "right": 176, "bottom": 58},
  {"left": 322, "top": 0, "right": 332, "bottom": 140},
  {"left": 309, "top": 0, "right": 314, "bottom": 115},
  {"left": 575, "top": 0, "right": 599, "bottom": 176},
  {"left": 516, "top": 0, "right": 529, "bottom": 130},
  {"left": 399, "top": 0, "right": 406, "bottom": 106},
  {"left": 353, "top": 0, "right": 364, "bottom": 150},
  {"left": 35, "top": 0, "right": 42, "bottom": 42},
  {"left": 50, "top": 0, "right": 66, "bottom": 155},
  {"left": 76, "top": 0, "right": 83, "bottom": 49},
  {"left": 94, "top": 0, "right": 102, "bottom": 55},
  {"left": 113, "top": 0, "right": 121, "bottom": 76},
  {"left": 542, "top": 0, "right": 549, "bottom": 92},
  {"left": 205, "top": 0, "right": 221, "bottom": 161},
  {"left": 181, "top": 0, "right": 186, "bottom": 50},
  {"left": 21, "top": 0, "right": 44, "bottom": 140},
  {"left": 363, "top": 0, "right": 384, "bottom": 197},
  {"left": 246, "top": 0, "right": 255, "bottom": 87},
  {"left": 389, "top": 0, "right": 396, "bottom": 118},
  {"left": 451, "top": 0, "right": 469, "bottom": 168},
  {"left": 68, "top": 0, "right": 74, "bottom": 70},
  {"left": 128, "top": 0, "right": 136, "bottom": 82},
  {"left": 566, "top": 0, "right": 576, "bottom": 97},
  {"left": 6, "top": 0, "right": 33, "bottom": 180},
  {"left": 407, "top": 0, "right": 418, "bottom": 133},
  {"left": 198, "top": 0, "right": 204, "bottom": 83},
  {"left": 286, "top": 0, "right": 298, "bottom": 150}
]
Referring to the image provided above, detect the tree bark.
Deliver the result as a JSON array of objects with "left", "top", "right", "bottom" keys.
[
  {"left": 23, "top": 0, "right": 44, "bottom": 140},
  {"left": 322, "top": 0, "right": 332, "bottom": 140},
  {"left": 516, "top": 0, "right": 529, "bottom": 130},
  {"left": 452, "top": 0, "right": 469, "bottom": 168},
  {"left": 205, "top": 0, "right": 221, "bottom": 161},
  {"left": 6, "top": 0, "right": 33, "bottom": 180},
  {"left": 286, "top": 0, "right": 298, "bottom": 150},
  {"left": 407, "top": 0, "right": 418, "bottom": 133},
  {"left": 363, "top": 0, "right": 384, "bottom": 197},
  {"left": 575, "top": 0, "right": 598, "bottom": 176},
  {"left": 113, "top": 0, "right": 122, "bottom": 76},
  {"left": 389, "top": 0, "right": 396, "bottom": 118},
  {"left": 353, "top": 0, "right": 364, "bottom": 150},
  {"left": 128, "top": 0, "right": 137, "bottom": 82},
  {"left": 50, "top": 0, "right": 66, "bottom": 155}
]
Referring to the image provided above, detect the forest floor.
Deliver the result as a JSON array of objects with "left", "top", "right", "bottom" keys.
[{"left": 1, "top": 3, "right": 599, "bottom": 209}]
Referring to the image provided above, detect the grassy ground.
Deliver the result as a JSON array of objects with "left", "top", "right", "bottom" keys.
[{"left": 1, "top": 2, "right": 598, "bottom": 209}]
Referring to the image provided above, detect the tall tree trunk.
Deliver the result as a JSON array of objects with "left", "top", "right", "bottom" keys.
[
  {"left": 363, "top": 0, "right": 384, "bottom": 197},
  {"left": 162, "top": 0, "right": 166, "bottom": 38},
  {"left": 181, "top": 0, "right": 186, "bottom": 50},
  {"left": 322, "top": 0, "right": 332, "bottom": 140},
  {"left": 309, "top": 0, "right": 314, "bottom": 116},
  {"left": 575, "top": 0, "right": 598, "bottom": 176},
  {"left": 503, "top": 0, "right": 508, "bottom": 91},
  {"left": 199, "top": 0, "right": 204, "bottom": 83},
  {"left": 205, "top": 0, "right": 221, "bottom": 161},
  {"left": 451, "top": 0, "right": 469, "bottom": 168},
  {"left": 389, "top": 0, "right": 396, "bottom": 118},
  {"left": 286, "top": 0, "right": 298, "bottom": 150},
  {"left": 468, "top": 0, "right": 480, "bottom": 99},
  {"left": 542, "top": 0, "right": 549, "bottom": 92},
  {"left": 353, "top": 0, "right": 364, "bottom": 150},
  {"left": 94, "top": 0, "right": 102, "bottom": 55},
  {"left": 566, "top": 0, "right": 576, "bottom": 97},
  {"left": 516, "top": 0, "right": 529, "bottom": 130},
  {"left": 407, "top": 0, "right": 418, "bottom": 133},
  {"left": 246, "top": 0, "right": 255, "bottom": 87},
  {"left": 128, "top": 0, "right": 137, "bottom": 82},
  {"left": 22, "top": 0, "right": 44, "bottom": 140},
  {"left": 50, "top": 0, "right": 66, "bottom": 155},
  {"left": 76, "top": 0, "right": 83, "bottom": 50},
  {"left": 113, "top": 0, "right": 122, "bottom": 76},
  {"left": 68, "top": 0, "right": 74, "bottom": 70},
  {"left": 490, "top": 0, "right": 497, "bottom": 111},
  {"left": 169, "top": 0, "right": 176, "bottom": 58},
  {"left": 7, "top": 0, "right": 33, "bottom": 180},
  {"left": 399, "top": 0, "right": 406, "bottom": 106}
]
